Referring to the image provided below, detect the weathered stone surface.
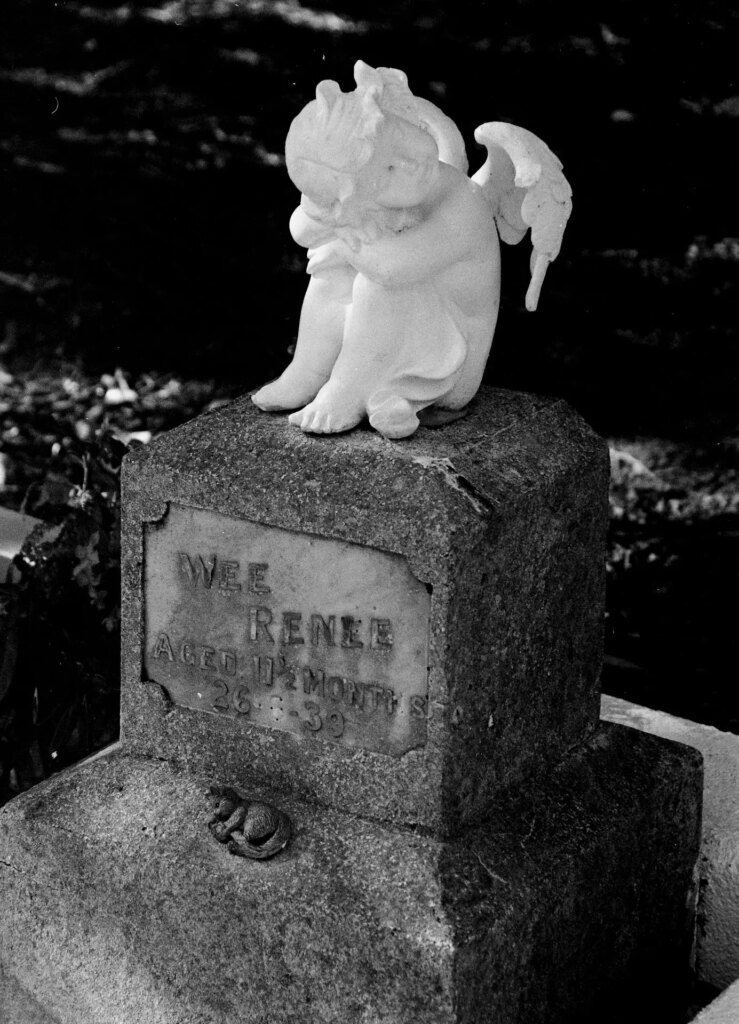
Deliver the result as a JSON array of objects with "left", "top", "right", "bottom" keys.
[
  {"left": 121, "top": 387, "right": 609, "bottom": 836},
  {"left": 692, "top": 977, "right": 739, "bottom": 1024},
  {"left": 0, "top": 723, "right": 702, "bottom": 1024},
  {"left": 603, "top": 695, "right": 739, "bottom": 992},
  {"left": 0, "top": 967, "right": 59, "bottom": 1024}
]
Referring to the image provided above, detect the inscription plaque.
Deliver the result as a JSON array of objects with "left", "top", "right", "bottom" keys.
[{"left": 143, "top": 504, "right": 431, "bottom": 756}]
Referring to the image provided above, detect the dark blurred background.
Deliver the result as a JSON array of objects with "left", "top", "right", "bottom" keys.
[
  {"left": 0, "top": 0, "right": 736, "bottom": 421},
  {"left": 0, "top": 0, "right": 737, "bottom": 739}
]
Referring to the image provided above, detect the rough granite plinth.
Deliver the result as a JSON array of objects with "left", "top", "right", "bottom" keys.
[
  {"left": 0, "top": 967, "right": 58, "bottom": 1024},
  {"left": 121, "top": 387, "right": 609, "bottom": 837},
  {"left": 0, "top": 723, "right": 701, "bottom": 1024}
]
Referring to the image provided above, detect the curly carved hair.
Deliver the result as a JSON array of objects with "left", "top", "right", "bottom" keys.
[{"left": 285, "top": 61, "right": 438, "bottom": 205}]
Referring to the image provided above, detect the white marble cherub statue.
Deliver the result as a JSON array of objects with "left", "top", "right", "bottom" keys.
[{"left": 252, "top": 61, "right": 572, "bottom": 439}]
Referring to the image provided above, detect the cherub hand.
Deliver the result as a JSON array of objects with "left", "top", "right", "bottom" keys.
[
  {"left": 306, "top": 238, "right": 353, "bottom": 275},
  {"left": 334, "top": 225, "right": 365, "bottom": 252},
  {"left": 300, "top": 194, "right": 338, "bottom": 225},
  {"left": 336, "top": 220, "right": 385, "bottom": 248}
]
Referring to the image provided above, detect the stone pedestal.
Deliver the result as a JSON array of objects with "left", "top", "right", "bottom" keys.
[
  {"left": 0, "top": 388, "right": 703, "bottom": 1023},
  {"left": 0, "top": 727, "right": 700, "bottom": 1024},
  {"left": 121, "top": 388, "right": 608, "bottom": 837}
]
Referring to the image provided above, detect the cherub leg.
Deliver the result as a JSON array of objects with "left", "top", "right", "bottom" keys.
[
  {"left": 252, "top": 270, "right": 353, "bottom": 411},
  {"left": 289, "top": 276, "right": 389, "bottom": 434}
]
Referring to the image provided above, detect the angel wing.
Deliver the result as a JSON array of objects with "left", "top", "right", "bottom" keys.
[{"left": 472, "top": 122, "right": 572, "bottom": 311}]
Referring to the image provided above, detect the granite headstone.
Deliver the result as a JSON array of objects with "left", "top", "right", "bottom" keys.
[
  {"left": 0, "top": 387, "right": 703, "bottom": 1024},
  {"left": 121, "top": 388, "right": 607, "bottom": 836}
]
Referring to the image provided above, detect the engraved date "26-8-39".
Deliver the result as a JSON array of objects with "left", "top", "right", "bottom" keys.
[
  {"left": 211, "top": 673, "right": 429, "bottom": 740},
  {"left": 212, "top": 678, "right": 348, "bottom": 739}
]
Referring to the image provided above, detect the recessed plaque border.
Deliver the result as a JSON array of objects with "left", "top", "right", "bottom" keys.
[{"left": 140, "top": 501, "right": 433, "bottom": 759}]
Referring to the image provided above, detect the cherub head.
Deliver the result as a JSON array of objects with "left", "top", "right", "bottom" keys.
[{"left": 285, "top": 61, "right": 439, "bottom": 222}]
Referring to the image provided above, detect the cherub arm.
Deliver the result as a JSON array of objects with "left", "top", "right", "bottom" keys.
[
  {"left": 289, "top": 205, "right": 337, "bottom": 249},
  {"left": 335, "top": 200, "right": 482, "bottom": 287}
]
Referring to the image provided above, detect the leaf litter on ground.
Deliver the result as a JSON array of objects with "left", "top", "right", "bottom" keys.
[{"left": 0, "top": 360, "right": 237, "bottom": 803}]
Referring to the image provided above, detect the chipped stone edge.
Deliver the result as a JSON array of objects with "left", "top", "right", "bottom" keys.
[{"left": 690, "top": 976, "right": 739, "bottom": 1023}]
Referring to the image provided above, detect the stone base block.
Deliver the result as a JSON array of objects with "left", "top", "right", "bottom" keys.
[
  {"left": 692, "top": 977, "right": 739, "bottom": 1024},
  {"left": 0, "top": 723, "right": 701, "bottom": 1024},
  {"left": 122, "top": 388, "right": 609, "bottom": 836},
  {"left": 603, "top": 694, "right": 739, "bottom": 991},
  {"left": 0, "top": 967, "right": 59, "bottom": 1024}
]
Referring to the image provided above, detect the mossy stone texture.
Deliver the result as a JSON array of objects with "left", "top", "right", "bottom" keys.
[
  {"left": 0, "top": 725, "right": 701, "bottom": 1024},
  {"left": 120, "top": 387, "right": 609, "bottom": 837}
]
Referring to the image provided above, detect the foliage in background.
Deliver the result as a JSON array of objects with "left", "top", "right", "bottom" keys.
[
  {"left": 0, "top": 0, "right": 736, "bottom": 437},
  {"left": 606, "top": 443, "right": 739, "bottom": 732},
  {"left": 0, "top": 368, "right": 228, "bottom": 803}
]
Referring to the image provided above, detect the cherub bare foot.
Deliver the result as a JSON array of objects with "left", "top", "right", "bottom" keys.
[
  {"left": 368, "top": 395, "right": 420, "bottom": 439},
  {"left": 252, "top": 366, "right": 329, "bottom": 412},
  {"left": 288, "top": 380, "right": 365, "bottom": 434}
]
